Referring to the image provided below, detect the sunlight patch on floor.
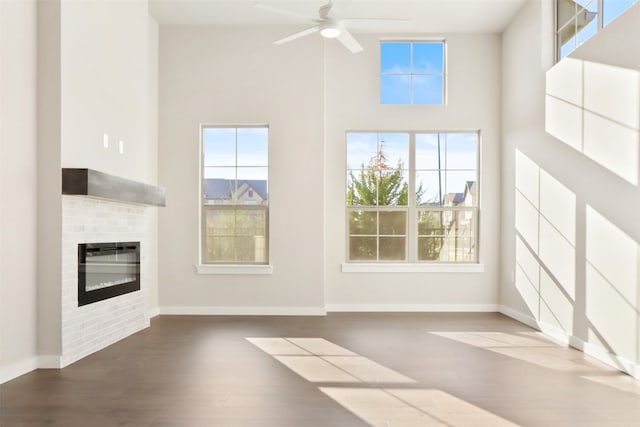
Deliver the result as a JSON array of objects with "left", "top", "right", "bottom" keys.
[{"left": 320, "top": 387, "right": 520, "bottom": 427}]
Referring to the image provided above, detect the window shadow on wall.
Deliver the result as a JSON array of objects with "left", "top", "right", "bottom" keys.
[
  {"left": 513, "top": 149, "right": 640, "bottom": 374},
  {"left": 545, "top": 57, "right": 640, "bottom": 185}
]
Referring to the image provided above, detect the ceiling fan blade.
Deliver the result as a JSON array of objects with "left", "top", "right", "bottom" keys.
[
  {"left": 273, "top": 26, "right": 319, "bottom": 45},
  {"left": 336, "top": 28, "right": 363, "bottom": 53},
  {"left": 318, "top": 1, "right": 333, "bottom": 19},
  {"left": 342, "top": 18, "right": 412, "bottom": 32}
]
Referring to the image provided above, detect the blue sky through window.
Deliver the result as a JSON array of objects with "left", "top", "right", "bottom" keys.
[
  {"left": 203, "top": 127, "right": 268, "bottom": 180},
  {"left": 347, "top": 132, "right": 477, "bottom": 206},
  {"left": 380, "top": 41, "right": 444, "bottom": 105},
  {"left": 415, "top": 133, "right": 477, "bottom": 205}
]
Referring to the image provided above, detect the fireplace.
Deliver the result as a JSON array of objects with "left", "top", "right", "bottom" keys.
[{"left": 78, "top": 242, "right": 140, "bottom": 306}]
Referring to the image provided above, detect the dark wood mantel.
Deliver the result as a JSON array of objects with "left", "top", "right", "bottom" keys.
[{"left": 62, "top": 168, "right": 165, "bottom": 207}]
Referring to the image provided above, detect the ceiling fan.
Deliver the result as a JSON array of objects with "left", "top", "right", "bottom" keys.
[{"left": 254, "top": 0, "right": 411, "bottom": 53}]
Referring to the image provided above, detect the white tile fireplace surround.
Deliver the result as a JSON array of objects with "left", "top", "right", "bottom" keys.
[{"left": 61, "top": 196, "right": 150, "bottom": 367}]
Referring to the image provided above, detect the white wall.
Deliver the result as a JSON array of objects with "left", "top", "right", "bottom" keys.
[
  {"left": 158, "top": 26, "right": 501, "bottom": 312},
  {"left": 2, "top": 0, "right": 160, "bottom": 381},
  {"left": 324, "top": 34, "right": 502, "bottom": 309},
  {"left": 501, "top": 0, "right": 640, "bottom": 376},
  {"left": 60, "top": 0, "right": 152, "bottom": 184},
  {"left": 158, "top": 26, "right": 325, "bottom": 313},
  {"left": 0, "top": 0, "right": 39, "bottom": 383},
  {"left": 148, "top": 17, "right": 160, "bottom": 314},
  {"left": 36, "top": 0, "right": 63, "bottom": 368}
]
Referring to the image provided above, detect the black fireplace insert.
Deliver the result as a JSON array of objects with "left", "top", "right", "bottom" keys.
[{"left": 78, "top": 242, "right": 140, "bottom": 306}]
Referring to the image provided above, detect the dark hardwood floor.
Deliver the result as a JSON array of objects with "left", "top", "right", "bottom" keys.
[{"left": 1, "top": 313, "right": 639, "bottom": 426}]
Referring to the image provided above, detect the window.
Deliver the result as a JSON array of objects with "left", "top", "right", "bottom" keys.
[
  {"left": 557, "top": 0, "right": 638, "bottom": 60},
  {"left": 346, "top": 131, "right": 479, "bottom": 263},
  {"left": 557, "top": 0, "right": 599, "bottom": 59},
  {"left": 380, "top": 41, "right": 445, "bottom": 105},
  {"left": 201, "top": 126, "right": 268, "bottom": 264}
]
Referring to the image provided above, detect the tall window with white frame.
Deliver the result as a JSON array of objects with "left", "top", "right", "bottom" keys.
[
  {"left": 201, "top": 126, "right": 269, "bottom": 264},
  {"left": 380, "top": 40, "right": 445, "bottom": 105},
  {"left": 346, "top": 131, "right": 479, "bottom": 263}
]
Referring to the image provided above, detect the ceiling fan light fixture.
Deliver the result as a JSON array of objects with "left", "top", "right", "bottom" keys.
[{"left": 320, "top": 24, "right": 341, "bottom": 38}]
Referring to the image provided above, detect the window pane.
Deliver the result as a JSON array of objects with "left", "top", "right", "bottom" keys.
[
  {"left": 381, "top": 75, "right": 411, "bottom": 104},
  {"left": 558, "top": 18, "right": 577, "bottom": 59},
  {"left": 203, "top": 208, "right": 268, "bottom": 263},
  {"left": 416, "top": 171, "right": 443, "bottom": 206},
  {"left": 576, "top": 11, "right": 598, "bottom": 47},
  {"left": 203, "top": 128, "right": 235, "bottom": 166},
  {"left": 445, "top": 171, "right": 476, "bottom": 201},
  {"left": 418, "top": 237, "right": 444, "bottom": 261},
  {"left": 418, "top": 211, "right": 443, "bottom": 236},
  {"left": 203, "top": 173, "right": 236, "bottom": 205},
  {"left": 381, "top": 42, "right": 411, "bottom": 74},
  {"left": 413, "top": 75, "right": 443, "bottom": 104},
  {"left": 416, "top": 133, "right": 441, "bottom": 170},
  {"left": 379, "top": 237, "right": 406, "bottom": 260},
  {"left": 205, "top": 236, "right": 262, "bottom": 263},
  {"left": 378, "top": 133, "right": 409, "bottom": 168},
  {"left": 349, "top": 236, "right": 377, "bottom": 261},
  {"left": 439, "top": 236, "right": 475, "bottom": 261},
  {"left": 379, "top": 211, "right": 406, "bottom": 235},
  {"left": 412, "top": 42, "right": 443, "bottom": 74},
  {"left": 557, "top": 0, "right": 577, "bottom": 29},
  {"left": 205, "top": 209, "right": 233, "bottom": 235},
  {"left": 378, "top": 170, "right": 408, "bottom": 206},
  {"left": 237, "top": 180, "right": 268, "bottom": 205},
  {"left": 205, "top": 209, "right": 267, "bottom": 236},
  {"left": 349, "top": 211, "right": 377, "bottom": 235},
  {"left": 237, "top": 128, "right": 268, "bottom": 167},
  {"left": 438, "top": 209, "right": 476, "bottom": 262},
  {"left": 347, "top": 169, "right": 378, "bottom": 206},
  {"left": 237, "top": 167, "right": 268, "bottom": 181},
  {"left": 443, "top": 133, "right": 478, "bottom": 170},
  {"left": 347, "top": 133, "right": 378, "bottom": 169},
  {"left": 204, "top": 167, "right": 235, "bottom": 180}
]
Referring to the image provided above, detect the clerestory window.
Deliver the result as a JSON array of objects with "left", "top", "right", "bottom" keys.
[{"left": 380, "top": 40, "right": 446, "bottom": 105}]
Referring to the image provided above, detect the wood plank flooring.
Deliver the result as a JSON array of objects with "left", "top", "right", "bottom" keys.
[{"left": 1, "top": 313, "right": 640, "bottom": 426}]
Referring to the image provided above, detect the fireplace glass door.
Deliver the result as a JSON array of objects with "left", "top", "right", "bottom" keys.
[{"left": 78, "top": 242, "right": 140, "bottom": 306}]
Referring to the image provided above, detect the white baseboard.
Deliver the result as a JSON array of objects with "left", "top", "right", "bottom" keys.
[
  {"left": 38, "top": 355, "right": 62, "bottom": 369},
  {"left": 499, "top": 305, "right": 639, "bottom": 380},
  {"left": 159, "top": 306, "right": 327, "bottom": 316},
  {"left": 326, "top": 304, "right": 500, "bottom": 312},
  {"left": 148, "top": 307, "right": 160, "bottom": 318},
  {"left": 0, "top": 357, "right": 39, "bottom": 384}
]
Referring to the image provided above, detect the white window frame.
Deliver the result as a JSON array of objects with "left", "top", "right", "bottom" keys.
[
  {"left": 380, "top": 38, "right": 447, "bottom": 105},
  {"left": 196, "top": 124, "right": 272, "bottom": 275},
  {"left": 343, "top": 130, "right": 483, "bottom": 273}
]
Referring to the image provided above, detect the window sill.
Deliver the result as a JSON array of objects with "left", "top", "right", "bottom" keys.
[
  {"left": 341, "top": 263, "right": 484, "bottom": 273},
  {"left": 196, "top": 264, "right": 273, "bottom": 275}
]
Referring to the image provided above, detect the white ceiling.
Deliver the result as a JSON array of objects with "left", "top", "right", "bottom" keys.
[{"left": 149, "top": 0, "right": 527, "bottom": 33}]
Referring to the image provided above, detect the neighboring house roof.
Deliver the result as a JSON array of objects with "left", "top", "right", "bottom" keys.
[
  {"left": 464, "top": 181, "right": 477, "bottom": 199},
  {"left": 203, "top": 179, "right": 268, "bottom": 201},
  {"left": 444, "top": 192, "right": 465, "bottom": 205}
]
